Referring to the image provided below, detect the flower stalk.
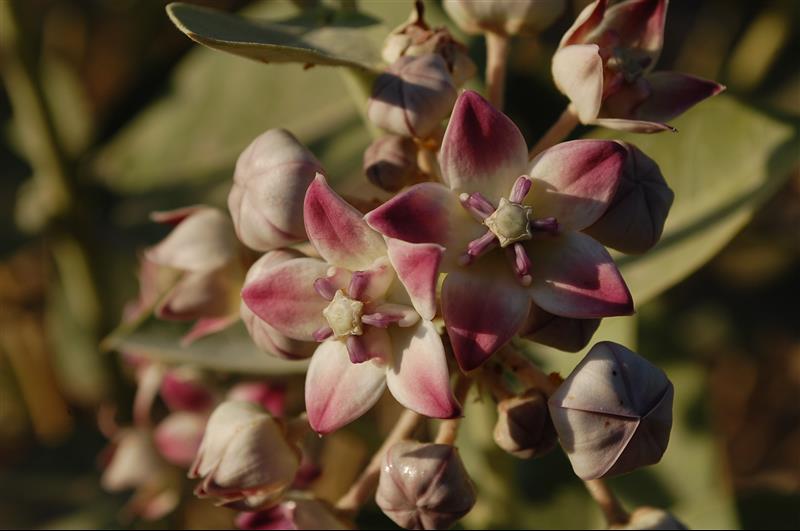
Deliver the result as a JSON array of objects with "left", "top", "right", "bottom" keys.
[
  {"left": 528, "top": 105, "right": 580, "bottom": 159},
  {"left": 434, "top": 375, "right": 473, "bottom": 445},
  {"left": 584, "top": 478, "right": 630, "bottom": 527},
  {"left": 485, "top": 32, "right": 510, "bottom": 109}
]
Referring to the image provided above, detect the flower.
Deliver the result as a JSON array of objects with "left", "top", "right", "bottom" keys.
[
  {"left": 548, "top": 341, "right": 674, "bottom": 480},
  {"left": 154, "top": 411, "right": 207, "bottom": 467},
  {"left": 444, "top": 0, "right": 565, "bottom": 36},
  {"left": 375, "top": 440, "right": 476, "bottom": 530},
  {"left": 144, "top": 205, "right": 241, "bottom": 344},
  {"left": 553, "top": 0, "right": 724, "bottom": 132},
  {"left": 363, "top": 135, "right": 422, "bottom": 192},
  {"left": 493, "top": 389, "right": 557, "bottom": 459},
  {"left": 242, "top": 175, "right": 460, "bottom": 434},
  {"left": 228, "top": 129, "right": 324, "bottom": 251},
  {"left": 189, "top": 401, "right": 301, "bottom": 510},
  {"left": 365, "top": 90, "right": 633, "bottom": 371}
]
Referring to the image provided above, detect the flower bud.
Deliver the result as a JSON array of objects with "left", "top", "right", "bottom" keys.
[
  {"left": 241, "top": 251, "right": 317, "bottom": 359},
  {"left": 383, "top": 1, "right": 476, "bottom": 87},
  {"left": 376, "top": 440, "right": 476, "bottom": 530},
  {"left": 190, "top": 401, "right": 300, "bottom": 510},
  {"left": 368, "top": 54, "right": 457, "bottom": 140},
  {"left": 584, "top": 144, "right": 673, "bottom": 254},
  {"left": 444, "top": 0, "right": 565, "bottom": 36},
  {"left": 228, "top": 129, "right": 325, "bottom": 251},
  {"left": 522, "top": 304, "right": 601, "bottom": 352},
  {"left": 160, "top": 367, "right": 216, "bottom": 413},
  {"left": 494, "top": 389, "right": 557, "bottom": 459},
  {"left": 610, "top": 507, "right": 687, "bottom": 530},
  {"left": 227, "top": 381, "right": 287, "bottom": 418},
  {"left": 154, "top": 412, "right": 207, "bottom": 467},
  {"left": 548, "top": 342, "right": 673, "bottom": 480},
  {"left": 363, "top": 135, "right": 421, "bottom": 192},
  {"left": 235, "top": 495, "right": 349, "bottom": 530}
]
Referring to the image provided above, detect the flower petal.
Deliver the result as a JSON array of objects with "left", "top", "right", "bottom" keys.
[
  {"left": 522, "top": 305, "right": 601, "bottom": 352},
  {"left": 439, "top": 90, "right": 528, "bottom": 200},
  {"left": 527, "top": 140, "right": 626, "bottom": 231},
  {"left": 560, "top": 0, "right": 608, "bottom": 47},
  {"left": 442, "top": 263, "right": 531, "bottom": 371},
  {"left": 145, "top": 207, "right": 236, "bottom": 272},
  {"left": 591, "top": 117, "right": 675, "bottom": 133},
  {"left": 527, "top": 232, "right": 633, "bottom": 318},
  {"left": 634, "top": 71, "right": 725, "bottom": 123},
  {"left": 181, "top": 315, "right": 238, "bottom": 346},
  {"left": 552, "top": 45, "right": 604, "bottom": 124},
  {"left": 157, "top": 269, "right": 234, "bottom": 321},
  {"left": 241, "top": 257, "right": 329, "bottom": 341},
  {"left": 386, "top": 238, "right": 443, "bottom": 320},
  {"left": 386, "top": 321, "right": 460, "bottom": 418},
  {"left": 600, "top": 0, "right": 667, "bottom": 64},
  {"left": 305, "top": 340, "right": 387, "bottom": 434},
  {"left": 304, "top": 174, "right": 386, "bottom": 271},
  {"left": 350, "top": 257, "right": 395, "bottom": 303}
]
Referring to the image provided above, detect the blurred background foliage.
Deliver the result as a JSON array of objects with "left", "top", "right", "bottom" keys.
[{"left": 0, "top": 0, "right": 798, "bottom": 529}]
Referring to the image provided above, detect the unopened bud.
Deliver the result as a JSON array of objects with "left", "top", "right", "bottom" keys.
[
  {"left": 494, "top": 389, "right": 557, "bottom": 459},
  {"left": 610, "top": 507, "right": 688, "bottom": 530},
  {"left": 190, "top": 401, "right": 300, "bottom": 510},
  {"left": 548, "top": 342, "right": 674, "bottom": 480},
  {"left": 228, "top": 129, "right": 325, "bottom": 251},
  {"left": 227, "top": 381, "right": 287, "bottom": 418},
  {"left": 235, "top": 495, "right": 348, "bottom": 530},
  {"left": 154, "top": 412, "right": 206, "bottom": 467},
  {"left": 368, "top": 54, "right": 457, "bottom": 140},
  {"left": 364, "top": 135, "right": 421, "bottom": 192},
  {"left": 584, "top": 144, "right": 673, "bottom": 254},
  {"left": 160, "top": 367, "right": 216, "bottom": 413},
  {"left": 376, "top": 440, "right": 476, "bottom": 530},
  {"left": 444, "top": 0, "right": 565, "bottom": 36}
]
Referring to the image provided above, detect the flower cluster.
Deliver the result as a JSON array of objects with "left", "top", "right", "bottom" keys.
[{"left": 110, "top": 1, "right": 724, "bottom": 528}]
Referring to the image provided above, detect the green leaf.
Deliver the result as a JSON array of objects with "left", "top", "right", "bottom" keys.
[
  {"left": 166, "top": 2, "right": 386, "bottom": 72},
  {"left": 590, "top": 95, "right": 798, "bottom": 305},
  {"left": 105, "top": 317, "right": 309, "bottom": 375}
]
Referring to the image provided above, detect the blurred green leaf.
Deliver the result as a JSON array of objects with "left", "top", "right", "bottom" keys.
[
  {"left": 590, "top": 95, "right": 797, "bottom": 305},
  {"left": 105, "top": 318, "right": 309, "bottom": 375},
  {"left": 166, "top": 2, "right": 386, "bottom": 72}
]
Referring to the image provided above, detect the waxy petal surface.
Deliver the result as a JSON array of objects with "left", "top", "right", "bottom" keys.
[
  {"left": 527, "top": 140, "right": 626, "bottom": 231},
  {"left": 146, "top": 208, "right": 235, "bottom": 272},
  {"left": 305, "top": 340, "right": 387, "bottom": 434},
  {"left": 439, "top": 91, "right": 528, "bottom": 201},
  {"left": 386, "top": 238, "right": 444, "bottom": 320},
  {"left": 304, "top": 174, "right": 385, "bottom": 271},
  {"left": 387, "top": 320, "right": 460, "bottom": 419},
  {"left": 527, "top": 232, "right": 633, "bottom": 319},
  {"left": 241, "top": 257, "right": 329, "bottom": 341},
  {"left": 552, "top": 45, "right": 604, "bottom": 123},
  {"left": 635, "top": 71, "right": 725, "bottom": 123}
]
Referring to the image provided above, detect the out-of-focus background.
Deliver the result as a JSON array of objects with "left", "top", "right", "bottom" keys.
[{"left": 0, "top": 0, "right": 798, "bottom": 529}]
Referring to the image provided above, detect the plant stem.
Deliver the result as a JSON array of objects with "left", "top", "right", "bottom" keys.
[
  {"left": 335, "top": 408, "right": 422, "bottom": 515},
  {"left": 434, "top": 376, "right": 473, "bottom": 445},
  {"left": 584, "top": 478, "right": 630, "bottom": 527},
  {"left": 499, "top": 347, "right": 559, "bottom": 395},
  {"left": 528, "top": 105, "right": 580, "bottom": 159},
  {"left": 485, "top": 32, "right": 510, "bottom": 109}
]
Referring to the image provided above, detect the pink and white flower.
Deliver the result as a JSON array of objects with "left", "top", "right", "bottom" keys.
[
  {"left": 242, "top": 175, "right": 460, "bottom": 434},
  {"left": 365, "top": 91, "right": 633, "bottom": 371},
  {"left": 553, "top": 0, "right": 724, "bottom": 132}
]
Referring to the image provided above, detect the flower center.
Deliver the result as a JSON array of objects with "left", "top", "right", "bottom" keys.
[
  {"left": 323, "top": 290, "right": 364, "bottom": 338},
  {"left": 607, "top": 47, "right": 651, "bottom": 84},
  {"left": 483, "top": 198, "right": 533, "bottom": 247}
]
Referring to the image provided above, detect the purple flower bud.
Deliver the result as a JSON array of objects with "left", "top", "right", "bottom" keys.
[
  {"left": 584, "top": 144, "right": 673, "bottom": 254},
  {"left": 444, "top": 0, "right": 566, "bottom": 36},
  {"left": 494, "top": 389, "right": 558, "bottom": 459},
  {"left": 235, "top": 495, "right": 349, "bottom": 530},
  {"left": 160, "top": 368, "right": 216, "bottom": 413},
  {"left": 190, "top": 401, "right": 301, "bottom": 510},
  {"left": 610, "top": 507, "right": 687, "bottom": 530},
  {"left": 548, "top": 342, "right": 674, "bottom": 480},
  {"left": 241, "top": 251, "right": 317, "bottom": 360},
  {"left": 363, "top": 135, "right": 421, "bottom": 192},
  {"left": 522, "top": 304, "right": 601, "bottom": 352},
  {"left": 376, "top": 440, "right": 476, "bottom": 530},
  {"left": 368, "top": 54, "right": 457, "bottom": 140},
  {"left": 228, "top": 129, "right": 325, "bottom": 252},
  {"left": 154, "top": 411, "right": 206, "bottom": 467}
]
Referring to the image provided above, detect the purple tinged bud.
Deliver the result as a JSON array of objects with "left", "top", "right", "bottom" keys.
[
  {"left": 228, "top": 129, "right": 325, "bottom": 252},
  {"left": 584, "top": 144, "right": 673, "bottom": 254},
  {"left": 160, "top": 368, "right": 216, "bottom": 413},
  {"left": 368, "top": 54, "right": 457, "bottom": 140},
  {"left": 610, "top": 507, "right": 688, "bottom": 530},
  {"left": 376, "top": 440, "right": 476, "bottom": 530},
  {"left": 363, "top": 135, "right": 421, "bottom": 192},
  {"left": 548, "top": 342, "right": 674, "bottom": 480},
  {"left": 494, "top": 389, "right": 558, "bottom": 459}
]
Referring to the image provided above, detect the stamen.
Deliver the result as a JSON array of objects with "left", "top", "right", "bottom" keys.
[
  {"left": 314, "top": 277, "right": 338, "bottom": 301},
  {"left": 530, "top": 217, "right": 559, "bottom": 235},
  {"left": 509, "top": 243, "right": 533, "bottom": 287},
  {"left": 313, "top": 326, "right": 333, "bottom": 342},
  {"left": 459, "top": 192, "right": 496, "bottom": 220},
  {"left": 348, "top": 271, "right": 369, "bottom": 301},
  {"left": 346, "top": 335, "right": 371, "bottom": 364},
  {"left": 509, "top": 175, "right": 532, "bottom": 203},
  {"left": 459, "top": 230, "right": 498, "bottom": 265}
]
